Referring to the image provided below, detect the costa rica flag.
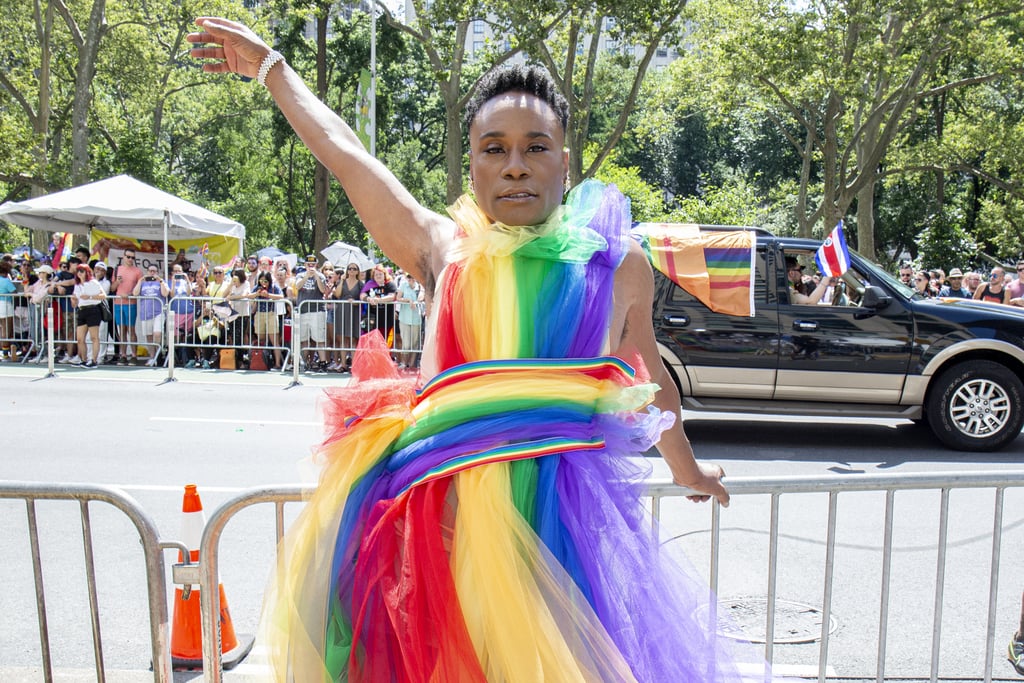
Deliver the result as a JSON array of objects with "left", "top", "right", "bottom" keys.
[{"left": 815, "top": 221, "right": 851, "bottom": 277}]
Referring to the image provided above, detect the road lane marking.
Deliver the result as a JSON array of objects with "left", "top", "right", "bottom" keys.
[{"left": 150, "top": 416, "right": 319, "bottom": 426}]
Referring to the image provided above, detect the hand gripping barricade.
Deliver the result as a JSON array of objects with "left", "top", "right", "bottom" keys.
[{"left": 171, "top": 484, "right": 254, "bottom": 670}]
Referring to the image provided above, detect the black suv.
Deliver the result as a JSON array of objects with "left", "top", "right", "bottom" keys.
[{"left": 653, "top": 231, "right": 1024, "bottom": 451}]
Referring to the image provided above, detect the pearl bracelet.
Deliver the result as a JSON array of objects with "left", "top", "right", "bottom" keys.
[{"left": 257, "top": 50, "right": 285, "bottom": 87}]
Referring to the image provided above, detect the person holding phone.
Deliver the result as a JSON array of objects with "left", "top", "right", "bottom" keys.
[{"left": 133, "top": 265, "right": 169, "bottom": 366}]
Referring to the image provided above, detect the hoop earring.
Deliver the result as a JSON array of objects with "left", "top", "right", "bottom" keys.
[{"left": 468, "top": 178, "right": 475, "bottom": 196}]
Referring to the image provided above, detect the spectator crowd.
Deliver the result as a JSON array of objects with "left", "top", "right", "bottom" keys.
[
  {"left": 4, "top": 246, "right": 1022, "bottom": 367},
  {"left": 895, "top": 262, "right": 1024, "bottom": 305},
  {"left": 0, "top": 248, "right": 426, "bottom": 372}
]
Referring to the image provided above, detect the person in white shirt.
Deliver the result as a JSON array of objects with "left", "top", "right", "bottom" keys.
[
  {"left": 70, "top": 264, "right": 107, "bottom": 367},
  {"left": 91, "top": 261, "right": 116, "bottom": 361}
]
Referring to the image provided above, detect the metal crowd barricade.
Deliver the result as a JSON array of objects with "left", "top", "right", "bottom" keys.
[
  {"left": 0, "top": 481, "right": 191, "bottom": 683},
  {"left": 293, "top": 297, "right": 424, "bottom": 372},
  {"left": 14, "top": 292, "right": 426, "bottom": 380},
  {"left": 101, "top": 293, "right": 167, "bottom": 365},
  {"left": 192, "top": 470, "right": 1024, "bottom": 682},
  {"left": 165, "top": 295, "right": 297, "bottom": 384},
  {"left": 0, "top": 290, "right": 37, "bottom": 362}
]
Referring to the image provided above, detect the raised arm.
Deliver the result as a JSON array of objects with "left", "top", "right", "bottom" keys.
[{"left": 187, "top": 18, "right": 453, "bottom": 287}]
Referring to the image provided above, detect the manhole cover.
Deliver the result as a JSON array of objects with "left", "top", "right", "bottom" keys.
[{"left": 693, "top": 597, "right": 837, "bottom": 644}]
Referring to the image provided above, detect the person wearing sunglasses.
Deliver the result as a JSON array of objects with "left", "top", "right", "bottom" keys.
[
  {"left": 913, "top": 270, "right": 937, "bottom": 298},
  {"left": 329, "top": 263, "right": 363, "bottom": 372},
  {"left": 293, "top": 255, "right": 329, "bottom": 371},
  {"left": 111, "top": 250, "right": 143, "bottom": 365},
  {"left": 938, "top": 268, "right": 970, "bottom": 298},
  {"left": 973, "top": 266, "right": 1010, "bottom": 305}
]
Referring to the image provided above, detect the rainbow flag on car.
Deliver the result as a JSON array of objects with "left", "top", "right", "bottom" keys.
[{"left": 636, "top": 223, "right": 756, "bottom": 317}]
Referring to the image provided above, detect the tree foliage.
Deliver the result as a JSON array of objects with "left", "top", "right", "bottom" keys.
[{"left": 1, "top": 0, "right": 1022, "bottom": 270}]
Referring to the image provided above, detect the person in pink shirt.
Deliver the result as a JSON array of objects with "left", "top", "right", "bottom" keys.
[
  {"left": 111, "top": 249, "right": 143, "bottom": 365},
  {"left": 1007, "top": 261, "right": 1024, "bottom": 307}
]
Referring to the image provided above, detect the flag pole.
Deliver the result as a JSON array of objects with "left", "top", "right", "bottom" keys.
[{"left": 369, "top": 2, "right": 377, "bottom": 158}]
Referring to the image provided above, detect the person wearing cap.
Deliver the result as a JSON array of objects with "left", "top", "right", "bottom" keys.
[
  {"left": 785, "top": 255, "right": 835, "bottom": 305},
  {"left": 27, "top": 265, "right": 55, "bottom": 358},
  {"left": 292, "top": 254, "right": 329, "bottom": 371},
  {"left": 939, "top": 268, "right": 970, "bottom": 298},
  {"left": 91, "top": 261, "right": 116, "bottom": 362}
]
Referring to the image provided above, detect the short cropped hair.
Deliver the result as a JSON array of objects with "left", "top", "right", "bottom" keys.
[{"left": 464, "top": 64, "right": 569, "bottom": 133}]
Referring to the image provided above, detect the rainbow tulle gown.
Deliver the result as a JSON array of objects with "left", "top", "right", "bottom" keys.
[{"left": 263, "top": 181, "right": 758, "bottom": 682}]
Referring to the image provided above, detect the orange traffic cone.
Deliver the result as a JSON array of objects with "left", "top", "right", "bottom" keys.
[{"left": 170, "top": 484, "right": 253, "bottom": 670}]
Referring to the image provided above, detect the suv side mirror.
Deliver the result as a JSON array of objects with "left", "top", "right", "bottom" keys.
[{"left": 859, "top": 285, "right": 892, "bottom": 312}]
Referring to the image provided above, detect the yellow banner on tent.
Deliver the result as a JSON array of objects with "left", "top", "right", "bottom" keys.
[{"left": 90, "top": 229, "right": 242, "bottom": 274}]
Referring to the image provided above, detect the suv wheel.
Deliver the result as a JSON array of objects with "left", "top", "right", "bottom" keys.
[{"left": 926, "top": 360, "right": 1024, "bottom": 451}]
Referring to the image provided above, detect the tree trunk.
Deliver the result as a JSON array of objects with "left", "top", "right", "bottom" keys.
[
  {"left": 67, "top": 0, "right": 107, "bottom": 186},
  {"left": 31, "top": 0, "right": 53, "bottom": 199},
  {"left": 856, "top": 184, "right": 875, "bottom": 260},
  {"left": 444, "top": 85, "right": 463, "bottom": 204}
]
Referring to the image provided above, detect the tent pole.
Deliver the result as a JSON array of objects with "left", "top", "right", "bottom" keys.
[{"left": 163, "top": 210, "right": 170, "bottom": 282}]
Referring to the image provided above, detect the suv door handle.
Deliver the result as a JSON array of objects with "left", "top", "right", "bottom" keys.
[
  {"left": 663, "top": 314, "right": 690, "bottom": 327},
  {"left": 792, "top": 320, "right": 819, "bottom": 331}
]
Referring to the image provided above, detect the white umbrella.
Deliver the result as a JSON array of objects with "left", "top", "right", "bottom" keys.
[{"left": 321, "top": 241, "right": 374, "bottom": 271}]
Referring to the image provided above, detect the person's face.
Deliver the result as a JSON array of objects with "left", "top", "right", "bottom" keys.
[
  {"left": 468, "top": 92, "right": 568, "bottom": 227},
  {"left": 787, "top": 265, "right": 802, "bottom": 284},
  {"left": 948, "top": 276, "right": 962, "bottom": 288},
  {"left": 991, "top": 268, "right": 1005, "bottom": 283},
  {"left": 372, "top": 266, "right": 385, "bottom": 282},
  {"left": 346, "top": 264, "right": 360, "bottom": 277},
  {"left": 123, "top": 252, "right": 136, "bottom": 266},
  {"left": 914, "top": 274, "right": 928, "bottom": 290},
  {"left": 246, "top": 259, "right": 257, "bottom": 271},
  {"left": 967, "top": 274, "right": 980, "bottom": 288},
  {"left": 148, "top": 267, "right": 159, "bottom": 278},
  {"left": 899, "top": 269, "right": 913, "bottom": 283}
]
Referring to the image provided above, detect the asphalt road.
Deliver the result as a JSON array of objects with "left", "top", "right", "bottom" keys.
[{"left": 1, "top": 363, "right": 1022, "bottom": 681}]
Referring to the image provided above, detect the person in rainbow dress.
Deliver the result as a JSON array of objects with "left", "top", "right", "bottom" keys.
[{"left": 189, "top": 17, "right": 764, "bottom": 682}]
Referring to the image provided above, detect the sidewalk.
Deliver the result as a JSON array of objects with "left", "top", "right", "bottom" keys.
[{"left": 0, "top": 358, "right": 352, "bottom": 388}]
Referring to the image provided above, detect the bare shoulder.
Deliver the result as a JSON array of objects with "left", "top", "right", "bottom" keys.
[{"left": 608, "top": 239, "right": 655, "bottom": 351}]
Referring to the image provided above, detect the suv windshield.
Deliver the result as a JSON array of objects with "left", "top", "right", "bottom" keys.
[{"left": 852, "top": 248, "right": 919, "bottom": 299}]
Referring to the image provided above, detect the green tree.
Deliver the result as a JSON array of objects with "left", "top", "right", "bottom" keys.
[
  {"left": 683, "top": 0, "right": 1024, "bottom": 258},
  {"left": 523, "top": 0, "right": 688, "bottom": 185}
]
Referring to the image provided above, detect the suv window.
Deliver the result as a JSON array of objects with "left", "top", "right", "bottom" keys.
[{"left": 669, "top": 246, "right": 771, "bottom": 305}]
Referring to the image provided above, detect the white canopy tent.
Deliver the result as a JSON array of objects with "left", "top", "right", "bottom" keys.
[{"left": 0, "top": 174, "right": 244, "bottom": 277}]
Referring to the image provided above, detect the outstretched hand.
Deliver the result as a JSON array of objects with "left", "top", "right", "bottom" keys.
[
  {"left": 676, "top": 461, "right": 730, "bottom": 507},
  {"left": 187, "top": 17, "right": 271, "bottom": 80}
]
